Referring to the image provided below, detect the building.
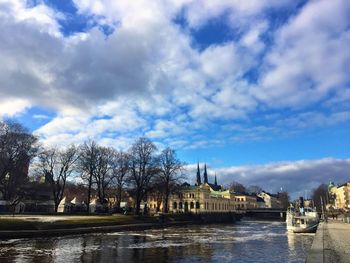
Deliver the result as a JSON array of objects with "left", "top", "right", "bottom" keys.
[
  {"left": 329, "top": 182, "right": 350, "bottom": 209},
  {"left": 148, "top": 163, "right": 237, "bottom": 214},
  {"left": 57, "top": 196, "right": 87, "bottom": 213},
  {"left": 257, "top": 191, "right": 281, "bottom": 209},
  {"left": 233, "top": 193, "right": 259, "bottom": 210},
  {"left": 256, "top": 196, "right": 265, "bottom": 208}
]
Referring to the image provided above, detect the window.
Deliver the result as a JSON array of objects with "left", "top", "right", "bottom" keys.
[
  {"left": 179, "top": 202, "right": 183, "bottom": 209},
  {"left": 190, "top": 202, "right": 194, "bottom": 209},
  {"left": 184, "top": 202, "right": 189, "bottom": 211},
  {"left": 196, "top": 202, "right": 200, "bottom": 209},
  {"left": 173, "top": 202, "right": 177, "bottom": 209}
]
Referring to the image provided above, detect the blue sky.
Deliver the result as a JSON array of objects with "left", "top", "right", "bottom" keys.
[{"left": 1, "top": 0, "right": 349, "bottom": 197}]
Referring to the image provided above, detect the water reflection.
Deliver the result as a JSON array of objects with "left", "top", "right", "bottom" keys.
[{"left": 0, "top": 220, "right": 313, "bottom": 263}]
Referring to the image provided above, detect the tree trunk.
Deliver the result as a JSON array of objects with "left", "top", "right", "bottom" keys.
[
  {"left": 87, "top": 175, "right": 92, "bottom": 213},
  {"left": 54, "top": 201, "right": 59, "bottom": 213},
  {"left": 116, "top": 186, "right": 122, "bottom": 209},
  {"left": 164, "top": 194, "right": 169, "bottom": 213},
  {"left": 135, "top": 198, "right": 141, "bottom": 215}
]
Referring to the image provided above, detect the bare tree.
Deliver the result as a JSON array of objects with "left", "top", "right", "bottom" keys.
[
  {"left": 128, "top": 137, "right": 158, "bottom": 215},
  {"left": 148, "top": 179, "right": 164, "bottom": 213},
  {"left": 93, "top": 146, "right": 115, "bottom": 206},
  {"left": 247, "top": 185, "right": 263, "bottom": 195},
  {"left": 0, "top": 120, "right": 38, "bottom": 211},
  {"left": 111, "top": 151, "right": 130, "bottom": 210},
  {"left": 158, "top": 147, "right": 184, "bottom": 213},
  {"left": 35, "top": 145, "right": 78, "bottom": 212},
  {"left": 77, "top": 140, "right": 99, "bottom": 213},
  {"left": 229, "top": 181, "right": 247, "bottom": 194},
  {"left": 277, "top": 191, "right": 290, "bottom": 209},
  {"left": 311, "top": 184, "right": 328, "bottom": 212}
]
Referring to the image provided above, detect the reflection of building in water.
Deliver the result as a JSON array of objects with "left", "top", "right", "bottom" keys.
[
  {"left": 287, "top": 232, "right": 297, "bottom": 253},
  {"left": 148, "top": 163, "right": 238, "bottom": 214}
]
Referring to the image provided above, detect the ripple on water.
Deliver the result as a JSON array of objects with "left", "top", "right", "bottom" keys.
[{"left": 0, "top": 221, "right": 313, "bottom": 263}]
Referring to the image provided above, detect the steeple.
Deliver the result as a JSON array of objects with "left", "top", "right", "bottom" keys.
[
  {"left": 214, "top": 173, "right": 217, "bottom": 186},
  {"left": 196, "top": 163, "right": 201, "bottom": 185},
  {"left": 203, "top": 163, "right": 208, "bottom": 184}
]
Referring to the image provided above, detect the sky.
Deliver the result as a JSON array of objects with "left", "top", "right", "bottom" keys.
[{"left": 0, "top": 0, "right": 349, "bottom": 198}]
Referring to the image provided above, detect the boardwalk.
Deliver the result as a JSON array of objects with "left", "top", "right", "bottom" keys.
[{"left": 306, "top": 220, "right": 350, "bottom": 263}]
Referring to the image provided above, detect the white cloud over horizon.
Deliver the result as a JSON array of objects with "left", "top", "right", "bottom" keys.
[{"left": 185, "top": 158, "right": 350, "bottom": 199}]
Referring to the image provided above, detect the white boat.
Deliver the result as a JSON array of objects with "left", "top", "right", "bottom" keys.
[{"left": 286, "top": 206, "right": 319, "bottom": 233}]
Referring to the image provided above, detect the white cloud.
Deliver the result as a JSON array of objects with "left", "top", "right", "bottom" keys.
[
  {"left": 253, "top": 0, "right": 350, "bottom": 109},
  {"left": 0, "top": 98, "right": 31, "bottom": 118},
  {"left": 0, "top": 0, "right": 349, "bottom": 149},
  {"left": 182, "top": 0, "right": 295, "bottom": 29},
  {"left": 185, "top": 158, "right": 350, "bottom": 198}
]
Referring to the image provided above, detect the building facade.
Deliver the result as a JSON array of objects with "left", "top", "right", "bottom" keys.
[
  {"left": 329, "top": 182, "right": 350, "bottom": 209},
  {"left": 234, "top": 194, "right": 259, "bottom": 210},
  {"left": 257, "top": 191, "right": 281, "bottom": 209},
  {"left": 148, "top": 164, "right": 237, "bottom": 214}
]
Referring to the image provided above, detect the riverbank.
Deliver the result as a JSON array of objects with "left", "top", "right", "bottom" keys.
[
  {"left": 306, "top": 220, "right": 350, "bottom": 263},
  {"left": 0, "top": 214, "right": 190, "bottom": 239},
  {"left": 0, "top": 213, "right": 240, "bottom": 239}
]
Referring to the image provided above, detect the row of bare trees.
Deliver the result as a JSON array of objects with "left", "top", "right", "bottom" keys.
[
  {"left": 0, "top": 120, "right": 184, "bottom": 214},
  {"left": 229, "top": 181, "right": 290, "bottom": 209},
  {"left": 0, "top": 121, "right": 38, "bottom": 211}
]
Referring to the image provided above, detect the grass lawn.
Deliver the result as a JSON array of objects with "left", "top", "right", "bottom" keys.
[{"left": 0, "top": 214, "right": 158, "bottom": 231}]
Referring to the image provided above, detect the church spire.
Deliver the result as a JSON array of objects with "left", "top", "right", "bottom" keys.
[
  {"left": 196, "top": 162, "right": 201, "bottom": 185},
  {"left": 203, "top": 163, "right": 208, "bottom": 184},
  {"left": 214, "top": 172, "right": 217, "bottom": 186}
]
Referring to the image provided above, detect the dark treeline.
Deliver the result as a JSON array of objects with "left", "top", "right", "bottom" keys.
[
  {"left": 311, "top": 183, "right": 329, "bottom": 212},
  {"left": 0, "top": 120, "right": 184, "bottom": 214}
]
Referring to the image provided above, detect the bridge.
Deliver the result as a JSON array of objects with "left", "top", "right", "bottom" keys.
[{"left": 243, "top": 208, "right": 287, "bottom": 220}]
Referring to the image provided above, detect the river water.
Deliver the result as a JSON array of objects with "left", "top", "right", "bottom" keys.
[{"left": 0, "top": 220, "right": 313, "bottom": 263}]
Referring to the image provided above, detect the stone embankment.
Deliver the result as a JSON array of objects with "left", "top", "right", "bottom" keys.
[
  {"left": 306, "top": 219, "right": 350, "bottom": 263},
  {"left": 0, "top": 221, "right": 192, "bottom": 239}
]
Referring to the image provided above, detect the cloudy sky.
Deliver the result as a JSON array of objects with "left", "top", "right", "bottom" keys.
[{"left": 1, "top": 0, "right": 349, "bottom": 197}]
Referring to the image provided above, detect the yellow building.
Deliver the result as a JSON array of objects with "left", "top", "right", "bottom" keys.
[
  {"left": 168, "top": 183, "right": 236, "bottom": 214},
  {"left": 234, "top": 194, "right": 259, "bottom": 210},
  {"left": 329, "top": 182, "right": 350, "bottom": 209},
  {"left": 148, "top": 164, "right": 237, "bottom": 214}
]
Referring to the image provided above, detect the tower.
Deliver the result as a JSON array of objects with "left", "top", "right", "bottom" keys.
[
  {"left": 214, "top": 173, "right": 217, "bottom": 186},
  {"left": 196, "top": 163, "right": 201, "bottom": 185},
  {"left": 203, "top": 163, "right": 208, "bottom": 184}
]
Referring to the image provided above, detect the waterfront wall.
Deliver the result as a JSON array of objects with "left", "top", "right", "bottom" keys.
[
  {"left": 306, "top": 220, "right": 350, "bottom": 263},
  {"left": 244, "top": 210, "right": 286, "bottom": 220},
  {"left": 195, "top": 212, "right": 242, "bottom": 223},
  {"left": 167, "top": 212, "right": 242, "bottom": 223}
]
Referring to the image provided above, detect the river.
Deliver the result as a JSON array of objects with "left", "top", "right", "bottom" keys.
[{"left": 0, "top": 220, "right": 313, "bottom": 262}]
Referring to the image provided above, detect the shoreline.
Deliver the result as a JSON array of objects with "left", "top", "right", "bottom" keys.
[
  {"left": 0, "top": 213, "right": 285, "bottom": 240},
  {"left": 0, "top": 221, "right": 195, "bottom": 239},
  {"left": 0, "top": 212, "right": 242, "bottom": 239}
]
